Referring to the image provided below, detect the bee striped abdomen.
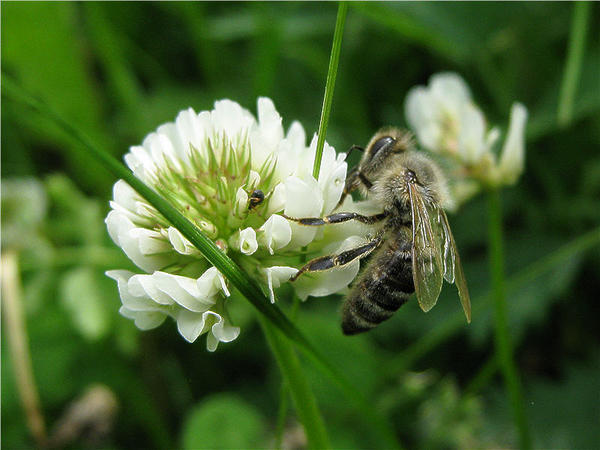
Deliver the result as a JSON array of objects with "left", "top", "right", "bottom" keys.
[{"left": 342, "top": 236, "right": 415, "bottom": 335}]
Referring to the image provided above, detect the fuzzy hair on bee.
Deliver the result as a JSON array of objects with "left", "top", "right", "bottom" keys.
[{"left": 285, "top": 128, "right": 471, "bottom": 335}]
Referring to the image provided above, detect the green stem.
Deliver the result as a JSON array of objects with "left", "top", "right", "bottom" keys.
[
  {"left": 273, "top": 294, "right": 309, "bottom": 448},
  {"left": 312, "top": 2, "right": 347, "bottom": 180},
  {"left": 557, "top": 1, "right": 591, "bottom": 128},
  {"left": 274, "top": 379, "right": 290, "bottom": 450},
  {"left": 487, "top": 189, "right": 531, "bottom": 449},
  {"left": 260, "top": 318, "right": 330, "bottom": 450}
]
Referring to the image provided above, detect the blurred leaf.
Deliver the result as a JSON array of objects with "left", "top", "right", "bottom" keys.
[
  {"left": 45, "top": 174, "right": 106, "bottom": 246},
  {"left": 23, "top": 269, "right": 56, "bottom": 314},
  {"left": 470, "top": 234, "right": 584, "bottom": 347},
  {"left": 60, "top": 267, "right": 115, "bottom": 341},
  {"left": 205, "top": 8, "right": 335, "bottom": 42},
  {"left": 1, "top": 2, "right": 114, "bottom": 192},
  {"left": 82, "top": 3, "right": 148, "bottom": 138},
  {"left": 527, "top": 355, "right": 600, "bottom": 448},
  {"left": 418, "top": 377, "right": 486, "bottom": 449},
  {"left": 1, "top": 177, "right": 47, "bottom": 250},
  {"left": 484, "top": 354, "right": 600, "bottom": 448},
  {"left": 180, "top": 393, "right": 266, "bottom": 449},
  {"left": 528, "top": 46, "right": 600, "bottom": 140},
  {"left": 297, "top": 308, "right": 381, "bottom": 403},
  {"left": 351, "top": 3, "right": 466, "bottom": 62}
]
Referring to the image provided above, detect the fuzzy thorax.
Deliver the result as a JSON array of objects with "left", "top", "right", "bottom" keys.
[{"left": 371, "top": 151, "right": 451, "bottom": 213}]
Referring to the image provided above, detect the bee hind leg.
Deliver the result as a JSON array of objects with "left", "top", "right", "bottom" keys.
[{"left": 290, "top": 235, "right": 383, "bottom": 282}]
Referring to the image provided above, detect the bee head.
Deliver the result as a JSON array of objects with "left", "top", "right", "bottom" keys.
[
  {"left": 360, "top": 128, "right": 414, "bottom": 177},
  {"left": 373, "top": 151, "right": 451, "bottom": 212}
]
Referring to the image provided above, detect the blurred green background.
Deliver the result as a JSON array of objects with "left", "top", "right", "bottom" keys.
[{"left": 2, "top": 2, "right": 599, "bottom": 448}]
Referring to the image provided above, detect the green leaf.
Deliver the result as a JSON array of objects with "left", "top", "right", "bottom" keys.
[
  {"left": 181, "top": 394, "right": 265, "bottom": 449},
  {"left": 82, "top": 3, "right": 147, "bottom": 135},
  {"left": 45, "top": 174, "right": 106, "bottom": 246},
  {"left": 1, "top": 2, "right": 114, "bottom": 192},
  {"left": 527, "top": 356, "right": 600, "bottom": 448},
  {"left": 484, "top": 354, "right": 600, "bottom": 448},
  {"left": 60, "top": 267, "right": 115, "bottom": 341},
  {"left": 261, "top": 318, "right": 330, "bottom": 449},
  {"left": 557, "top": 2, "right": 592, "bottom": 128}
]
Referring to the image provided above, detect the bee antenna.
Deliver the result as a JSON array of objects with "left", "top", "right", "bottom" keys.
[{"left": 346, "top": 144, "right": 364, "bottom": 160}]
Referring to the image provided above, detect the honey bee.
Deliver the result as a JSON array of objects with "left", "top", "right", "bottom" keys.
[{"left": 285, "top": 128, "right": 471, "bottom": 334}]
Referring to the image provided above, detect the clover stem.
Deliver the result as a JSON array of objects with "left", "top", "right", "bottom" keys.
[{"left": 487, "top": 188, "right": 531, "bottom": 449}]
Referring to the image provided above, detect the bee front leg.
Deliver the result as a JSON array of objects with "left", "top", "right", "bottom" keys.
[
  {"left": 283, "top": 211, "right": 388, "bottom": 226},
  {"left": 337, "top": 167, "right": 361, "bottom": 208},
  {"left": 290, "top": 235, "right": 383, "bottom": 282}
]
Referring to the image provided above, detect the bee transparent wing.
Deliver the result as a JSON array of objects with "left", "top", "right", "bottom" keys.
[
  {"left": 438, "top": 209, "right": 472, "bottom": 323},
  {"left": 408, "top": 183, "right": 443, "bottom": 313},
  {"left": 434, "top": 207, "right": 455, "bottom": 284}
]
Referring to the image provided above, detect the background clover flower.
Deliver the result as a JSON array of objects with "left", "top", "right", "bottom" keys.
[
  {"left": 405, "top": 72, "right": 528, "bottom": 204},
  {"left": 106, "top": 98, "right": 361, "bottom": 350}
]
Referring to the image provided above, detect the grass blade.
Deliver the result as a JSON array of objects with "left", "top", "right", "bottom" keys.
[
  {"left": 557, "top": 2, "right": 591, "bottom": 128},
  {"left": 487, "top": 189, "right": 531, "bottom": 449},
  {"left": 312, "top": 2, "right": 347, "bottom": 180}
]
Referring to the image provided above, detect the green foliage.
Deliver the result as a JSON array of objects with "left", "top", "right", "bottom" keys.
[
  {"left": 484, "top": 354, "right": 600, "bottom": 448},
  {"left": 181, "top": 393, "right": 266, "bottom": 449},
  {"left": 2, "top": 2, "right": 599, "bottom": 449},
  {"left": 60, "top": 267, "right": 114, "bottom": 341}
]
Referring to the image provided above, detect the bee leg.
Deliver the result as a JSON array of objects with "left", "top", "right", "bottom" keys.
[
  {"left": 337, "top": 167, "right": 361, "bottom": 208},
  {"left": 283, "top": 211, "right": 388, "bottom": 226},
  {"left": 290, "top": 235, "right": 383, "bottom": 282},
  {"left": 337, "top": 143, "right": 366, "bottom": 207}
]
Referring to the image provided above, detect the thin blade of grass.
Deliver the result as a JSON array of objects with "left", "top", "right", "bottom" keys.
[
  {"left": 557, "top": 2, "right": 591, "bottom": 128},
  {"left": 312, "top": 2, "right": 347, "bottom": 180},
  {"left": 487, "top": 190, "right": 531, "bottom": 449}
]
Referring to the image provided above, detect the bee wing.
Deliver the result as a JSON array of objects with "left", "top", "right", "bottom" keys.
[
  {"left": 438, "top": 208, "right": 472, "bottom": 323},
  {"left": 408, "top": 183, "right": 443, "bottom": 313},
  {"left": 434, "top": 207, "right": 455, "bottom": 284}
]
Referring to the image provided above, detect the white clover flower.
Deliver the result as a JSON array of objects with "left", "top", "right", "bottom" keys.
[
  {"left": 106, "top": 98, "right": 360, "bottom": 351},
  {"left": 405, "top": 72, "right": 528, "bottom": 195}
]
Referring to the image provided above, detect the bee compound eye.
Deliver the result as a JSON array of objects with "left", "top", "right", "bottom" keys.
[{"left": 370, "top": 136, "right": 395, "bottom": 157}]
